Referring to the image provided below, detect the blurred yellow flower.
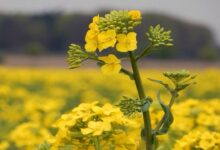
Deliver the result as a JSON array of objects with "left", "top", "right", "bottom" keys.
[
  {"left": 116, "top": 32, "right": 137, "bottom": 52},
  {"left": 81, "top": 121, "right": 111, "bottom": 136},
  {"left": 128, "top": 10, "right": 141, "bottom": 20},
  {"left": 173, "top": 131, "right": 220, "bottom": 150},
  {"left": 10, "top": 122, "right": 52, "bottom": 149},
  {"left": 0, "top": 141, "right": 9, "bottom": 150},
  {"left": 98, "top": 29, "right": 117, "bottom": 51},
  {"left": 99, "top": 54, "right": 121, "bottom": 74}
]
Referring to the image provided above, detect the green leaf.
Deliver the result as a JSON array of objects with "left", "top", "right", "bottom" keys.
[
  {"left": 156, "top": 92, "right": 174, "bottom": 135},
  {"left": 148, "top": 78, "right": 172, "bottom": 92},
  {"left": 176, "top": 83, "right": 190, "bottom": 91}
]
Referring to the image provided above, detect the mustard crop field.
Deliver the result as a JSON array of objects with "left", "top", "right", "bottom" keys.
[{"left": 0, "top": 67, "right": 220, "bottom": 150}]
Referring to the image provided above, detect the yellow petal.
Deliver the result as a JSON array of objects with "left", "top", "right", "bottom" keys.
[
  {"left": 93, "top": 130, "right": 103, "bottom": 136},
  {"left": 92, "top": 106, "right": 103, "bottom": 113},
  {"left": 101, "top": 64, "right": 115, "bottom": 74},
  {"left": 99, "top": 54, "right": 119, "bottom": 64},
  {"left": 111, "top": 64, "right": 122, "bottom": 74},
  {"left": 101, "top": 64, "right": 121, "bottom": 74},
  {"left": 81, "top": 128, "right": 93, "bottom": 135},
  {"left": 116, "top": 43, "right": 129, "bottom": 52},
  {"left": 106, "top": 29, "right": 116, "bottom": 37},
  {"left": 108, "top": 54, "right": 121, "bottom": 63},
  {"left": 117, "top": 34, "right": 126, "bottom": 42},
  {"left": 128, "top": 10, "right": 141, "bottom": 20},
  {"left": 99, "top": 56, "right": 112, "bottom": 64},
  {"left": 89, "top": 23, "right": 99, "bottom": 31},
  {"left": 128, "top": 42, "right": 137, "bottom": 51},
  {"left": 127, "top": 32, "right": 137, "bottom": 42},
  {"left": 102, "top": 121, "right": 111, "bottom": 131},
  {"left": 85, "top": 42, "right": 97, "bottom": 52},
  {"left": 92, "top": 15, "right": 100, "bottom": 23},
  {"left": 85, "top": 30, "right": 98, "bottom": 41}
]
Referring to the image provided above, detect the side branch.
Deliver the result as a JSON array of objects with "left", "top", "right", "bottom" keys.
[{"left": 136, "top": 44, "right": 154, "bottom": 61}]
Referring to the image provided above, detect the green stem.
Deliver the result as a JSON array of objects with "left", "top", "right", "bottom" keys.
[
  {"left": 120, "top": 68, "right": 134, "bottom": 80},
  {"left": 136, "top": 44, "right": 153, "bottom": 61},
  {"left": 128, "top": 52, "right": 154, "bottom": 150},
  {"left": 93, "top": 137, "right": 101, "bottom": 150},
  {"left": 155, "top": 91, "right": 178, "bottom": 131}
]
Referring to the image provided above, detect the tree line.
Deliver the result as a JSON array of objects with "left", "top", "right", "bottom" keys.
[{"left": 0, "top": 12, "right": 219, "bottom": 60}]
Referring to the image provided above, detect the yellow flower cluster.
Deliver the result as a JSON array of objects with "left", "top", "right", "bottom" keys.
[
  {"left": 85, "top": 10, "right": 140, "bottom": 53},
  {"left": 0, "top": 141, "right": 9, "bottom": 150},
  {"left": 51, "top": 101, "right": 140, "bottom": 149},
  {"left": 9, "top": 122, "right": 52, "bottom": 150},
  {"left": 173, "top": 131, "right": 220, "bottom": 150},
  {"left": 83, "top": 10, "right": 141, "bottom": 74},
  {"left": 1, "top": 67, "right": 220, "bottom": 149}
]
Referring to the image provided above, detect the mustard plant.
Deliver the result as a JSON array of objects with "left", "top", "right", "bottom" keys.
[{"left": 58, "top": 10, "right": 195, "bottom": 150}]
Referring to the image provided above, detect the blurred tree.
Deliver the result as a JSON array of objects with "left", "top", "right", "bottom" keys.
[
  {"left": 23, "top": 42, "right": 47, "bottom": 55},
  {"left": 0, "top": 12, "right": 219, "bottom": 59},
  {"left": 0, "top": 51, "right": 3, "bottom": 63},
  {"left": 199, "top": 45, "right": 219, "bottom": 61}
]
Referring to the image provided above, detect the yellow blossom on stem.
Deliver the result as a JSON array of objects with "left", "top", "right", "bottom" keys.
[
  {"left": 128, "top": 10, "right": 141, "bottom": 20},
  {"left": 85, "top": 30, "right": 99, "bottom": 52},
  {"left": 99, "top": 54, "right": 121, "bottom": 74},
  {"left": 85, "top": 15, "right": 100, "bottom": 52},
  {"left": 81, "top": 121, "right": 111, "bottom": 136},
  {"left": 52, "top": 113, "right": 78, "bottom": 129},
  {"left": 116, "top": 32, "right": 137, "bottom": 52},
  {"left": 72, "top": 101, "right": 99, "bottom": 122},
  {"left": 89, "top": 15, "right": 100, "bottom": 29},
  {"left": 97, "top": 29, "right": 117, "bottom": 51}
]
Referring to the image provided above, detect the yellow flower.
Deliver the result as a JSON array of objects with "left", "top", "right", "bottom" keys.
[
  {"left": 97, "top": 29, "right": 117, "bottom": 51},
  {"left": 128, "top": 10, "right": 141, "bottom": 20},
  {"left": 10, "top": 122, "right": 52, "bottom": 148},
  {"left": 92, "top": 15, "right": 100, "bottom": 24},
  {"left": 99, "top": 54, "right": 121, "bottom": 74},
  {"left": 72, "top": 101, "right": 99, "bottom": 121},
  {"left": 85, "top": 15, "right": 100, "bottom": 52},
  {"left": 85, "top": 29, "right": 116, "bottom": 52},
  {"left": 81, "top": 121, "right": 111, "bottom": 136},
  {"left": 52, "top": 113, "right": 78, "bottom": 129},
  {"left": 85, "top": 30, "right": 99, "bottom": 52},
  {"left": 102, "top": 103, "right": 121, "bottom": 115},
  {"left": 116, "top": 32, "right": 137, "bottom": 52},
  {"left": 89, "top": 15, "right": 100, "bottom": 31},
  {"left": 0, "top": 141, "right": 9, "bottom": 150},
  {"left": 50, "top": 128, "right": 70, "bottom": 149}
]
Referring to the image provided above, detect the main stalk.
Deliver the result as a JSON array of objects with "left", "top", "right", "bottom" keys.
[{"left": 129, "top": 52, "right": 153, "bottom": 150}]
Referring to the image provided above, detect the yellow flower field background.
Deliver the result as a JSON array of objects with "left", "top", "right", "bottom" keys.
[{"left": 0, "top": 67, "right": 220, "bottom": 150}]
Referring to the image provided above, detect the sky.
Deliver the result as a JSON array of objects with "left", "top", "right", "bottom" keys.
[{"left": 0, "top": 0, "right": 220, "bottom": 45}]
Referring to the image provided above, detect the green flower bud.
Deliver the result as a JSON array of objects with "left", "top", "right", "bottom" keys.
[
  {"left": 163, "top": 70, "right": 190, "bottom": 83},
  {"left": 163, "top": 70, "right": 196, "bottom": 91},
  {"left": 98, "top": 10, "right": 142, "bottom": 34},
  {"left": 67, "top": 44, "right": 88, "bottom": 69},
  {"left": 146, "top": 24, "right": 173, "bottom": 47},
  {"left": 118, "top": 96, "right": 152, "bottom": 116}
]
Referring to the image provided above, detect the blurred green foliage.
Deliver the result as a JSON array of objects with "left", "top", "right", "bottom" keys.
[{"left": 23, "top": 42, "right": 47, "bottom": 55}]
